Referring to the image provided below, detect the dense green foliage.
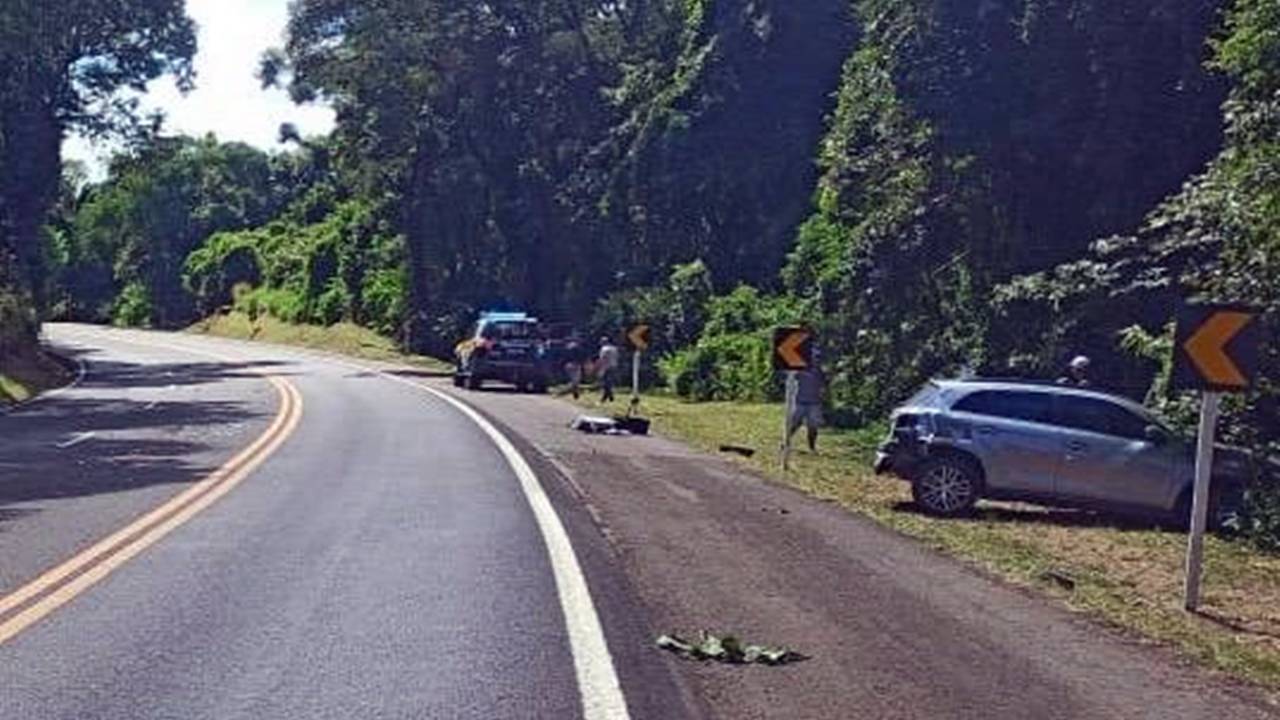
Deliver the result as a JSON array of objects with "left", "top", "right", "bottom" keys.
[
  {"left": 0, "top": 0, "right": 194, "bottom": 351},
  {"left": 783, "top": 0, "right": 1226, "bottom": 422},
  {"left": 12, "top": 2, "right": 1280, "bottom": 541},
  {"left": 49, "top": 136, "right": 306, "bottom": 326}
]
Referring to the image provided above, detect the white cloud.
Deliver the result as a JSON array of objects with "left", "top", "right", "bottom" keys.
[{"left": 64, "top": 0, "right": 334, "bottom": 179}]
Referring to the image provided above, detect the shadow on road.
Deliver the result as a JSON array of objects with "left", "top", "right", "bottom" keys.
[{"left": 0, "top": 348, "right": 285, "bottom": 531}]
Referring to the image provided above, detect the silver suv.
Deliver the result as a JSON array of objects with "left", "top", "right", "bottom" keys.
[{"left": 874, "top": 379, "right": 1252, "bottom": 520}]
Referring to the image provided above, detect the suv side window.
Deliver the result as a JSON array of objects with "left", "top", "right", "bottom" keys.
[
  {"left": 1054, "top": 396, "right": 1149, "bottom": 440},
  {"left": 953, "top": 391, "right": 1054, "bottom": 424}
]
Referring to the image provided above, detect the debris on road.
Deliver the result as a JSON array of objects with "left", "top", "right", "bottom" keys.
[
  {"left": 571, "top": 414, "right": 651, "bottom": 436},
  {"left": 656, "top": 631, "right": 807, "bottom": 666},
  {"left": 719, "top": 444, "right": 756, "bottom": 458},
  {"left": 1039, "top": 568, "right": 1077, "bottom": 591},
  {"left": 572, "top": 415, "right": 620, "bottom": 434}
]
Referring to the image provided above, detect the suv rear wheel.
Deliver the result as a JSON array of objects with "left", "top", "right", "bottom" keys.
[{"left": 912, "top": 456, "right": 981, "bottom": 516}]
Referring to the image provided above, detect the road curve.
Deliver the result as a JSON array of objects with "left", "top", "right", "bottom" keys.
[{"left": 0, "top": 324, "right": 693, "bottom": 720}]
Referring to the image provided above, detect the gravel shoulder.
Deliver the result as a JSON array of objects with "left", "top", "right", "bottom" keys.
[{"left": 443, "top": 385, "right": 1278, "bottom": 720}]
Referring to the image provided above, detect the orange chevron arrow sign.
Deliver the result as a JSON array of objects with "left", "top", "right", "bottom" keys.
[
  {"left": 773, "top": 327, "right": 814, "bottom": 371},
  {"left": 1172, "top": 304, "right": 1260, "bottom": 392},
  {"left": 627, "top": 324, "right": 651, "bottom": 351}
]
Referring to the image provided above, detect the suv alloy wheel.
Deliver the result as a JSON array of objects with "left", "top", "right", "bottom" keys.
[{"left": 912, "top": 456, "right": 980, "bottom": 516}]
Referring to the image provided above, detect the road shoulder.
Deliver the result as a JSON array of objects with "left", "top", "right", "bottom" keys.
[{"left": 436, "top": 385, "right": 1277, "bottom": 720}]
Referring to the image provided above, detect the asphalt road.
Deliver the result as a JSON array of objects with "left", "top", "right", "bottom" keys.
[
  {"left": 0, "top": 325, "right": 693, "bottom": 720},
  {"left": 5, "top": 325, "right": 1277, "bottom": 720}
]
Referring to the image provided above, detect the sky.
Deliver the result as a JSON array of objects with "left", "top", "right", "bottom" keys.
[{"left": 63, "top": 0, "right": 335, "bottom": 180}]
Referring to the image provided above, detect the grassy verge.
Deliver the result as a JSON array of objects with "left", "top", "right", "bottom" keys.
[
  {"left": 189, "top": 312, "right": 452, "bottom": 372},
  {"left": 575, "top": 391, "right": 1280, "bottom": 693},
  {"left": 0, "top": 346, "right": 72, "bottom": 406}
]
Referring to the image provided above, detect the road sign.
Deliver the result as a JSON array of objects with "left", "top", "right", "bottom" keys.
[
  {"left": 773, "top": 327, "right": 813, "bottom": 372},
  {"left": 1174, "top": 303, "right": 1262, "bottom": 611},
  {"left": 1172, "top": 304, "right": 1260, "bottom": 392},
  {"left": 627, "top": 324, "right": 651, "bottom": 351}
]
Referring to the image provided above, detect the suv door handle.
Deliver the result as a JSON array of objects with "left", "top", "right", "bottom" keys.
[
  {"left": 1066, "top": 440, "right": 1088, "bottom": 452},
  {"left": 976, "top": 425, "right": 997, "bottom": 435}
]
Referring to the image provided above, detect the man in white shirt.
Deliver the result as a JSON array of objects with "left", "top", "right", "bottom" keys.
[{"left": 597, "top": 336, "right": 620, "bottom": 402}]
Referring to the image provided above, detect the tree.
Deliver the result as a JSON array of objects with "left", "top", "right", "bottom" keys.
[
  {"left": 781, "top": 0, "right": 1226, "bottom": 417},
  {"left": 58, "top": 135, "right": 310, "bottom": 327},
  {"left": 0, "top": 0, "right": 194, "bottom": 348}
]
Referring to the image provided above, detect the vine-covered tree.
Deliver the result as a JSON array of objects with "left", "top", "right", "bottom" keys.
[{"left": 0, "top": 0, "right": 194, "bottom": 350}]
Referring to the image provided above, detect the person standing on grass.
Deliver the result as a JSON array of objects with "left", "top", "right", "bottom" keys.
[
  {"left": 597, "top": 336, "right": 620, "bottom": 402},
  {"left": 786, "top": 363, "right": 825, "bottom": 452}
]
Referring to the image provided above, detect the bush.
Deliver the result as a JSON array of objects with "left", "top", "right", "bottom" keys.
[
  {"left": 1235, "top": 475, "right": 1280, "bottom": 552},
  {"left": 112, "top": 282, "right": 153, "bottom": 327},
  {"left": 362, "top": 268, "right": 407, "bottom": 337},
  {"left": 184, "top": 230, "right": 262, "bottom": 315},
  {"left": 312, "top": 277, "right": 352, "bottom": 326},
  {"left": 659, "top": 285, "right": 805, "bottom": 402},
  {"left": 660, "top": 331, "right": 775, "bottom": 401},
  {"left": 234, "top": 285, "right": 306, "bottom": 324},
  {"left": 0, "top": 289, "right": 36, "bottom": 355}
]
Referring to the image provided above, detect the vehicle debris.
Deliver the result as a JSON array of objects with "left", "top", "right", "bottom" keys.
[{"left": 656, "top": 631, "right": 807, "bottom": 666}]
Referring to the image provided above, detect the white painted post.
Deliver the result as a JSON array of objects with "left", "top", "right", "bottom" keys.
[
  {"left": 1184, "top": 391, "right": 1222, "bottom": 611},
  {"left": 631, "top": 350, "right": 641, "bottom": 401},
  {"left": 781, "top": 371, "right": 796, "bottom": 471}
]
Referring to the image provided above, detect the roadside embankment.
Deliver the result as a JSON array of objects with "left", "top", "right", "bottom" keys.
[
  {"left": 189, "top": 311, "right": 451, "bottom": 372},
  {"left": 0, "top": 343, "right": 72, "bottom": 406}
]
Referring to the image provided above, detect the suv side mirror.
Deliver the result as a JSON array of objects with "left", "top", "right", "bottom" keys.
[{"left": 1144, "top": 425, "right": 1167, "bottom": 445}]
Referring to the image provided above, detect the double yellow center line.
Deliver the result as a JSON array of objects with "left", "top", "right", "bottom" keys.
[{"left": 0, "top": 374, "right": 303, "bottom": 645}]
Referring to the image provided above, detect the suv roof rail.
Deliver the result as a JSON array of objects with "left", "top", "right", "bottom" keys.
[
  {"left": 942, "top": 376, "right": 1146, "bottom": 404},
  {"left": 951, "top": 377, "right": 1063, "bottom": 387}
]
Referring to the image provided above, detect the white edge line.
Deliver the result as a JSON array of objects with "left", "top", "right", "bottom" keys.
[
  {"left": 281, "top": 352, "right": 633, "bottom": 719},
  {"left": 57, "top": 326, "right": 632, "bottom": 720},
  {"left": 334, "top": 359, "right": 631, "bottom": 720}
]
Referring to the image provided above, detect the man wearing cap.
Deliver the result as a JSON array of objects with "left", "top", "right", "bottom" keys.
[{"left": 1058, "top": 355, "right": 1091, "bottom": 387}]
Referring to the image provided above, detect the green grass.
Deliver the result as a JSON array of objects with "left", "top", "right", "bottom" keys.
[
  {"left": 188, "top": 312, "right": 452, "bottom": 372},
  {"left": 575, "top": 391, "right": 1280, "bottom": 694},
  {"left": 0, "top": 347, "right": 71, "bottom": 405}
]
